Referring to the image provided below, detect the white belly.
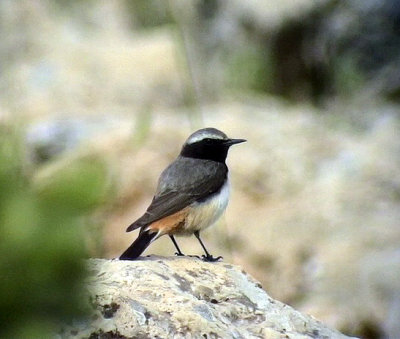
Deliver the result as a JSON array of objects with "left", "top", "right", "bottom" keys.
[{"left": 183, "top": 180, "right": 230, "bottom": 234}]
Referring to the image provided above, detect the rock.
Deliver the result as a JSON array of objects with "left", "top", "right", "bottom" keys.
[
  {"left": 26, "top": 116, "right": 122, "bottom": 164},
  {"left": 60, "top": 257, "right": 354, "bottom": 339}
]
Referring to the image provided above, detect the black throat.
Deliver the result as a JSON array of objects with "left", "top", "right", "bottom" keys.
[{"left": 180, "top": 141, "right": 229, "bottom": 163}]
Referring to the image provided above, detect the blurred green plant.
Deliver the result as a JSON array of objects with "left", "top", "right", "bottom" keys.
[
  {"left": 334, "top": 56, "right": 366, "bottom": 98},
  {"left": 126, "top": 0, "right": 172, "bottom": 29},
  {"left": 225, "top": 45, "right": 275, "bottom": 94},
  {"left": 0, "top": 125, "right": 109, "bottom": 338}
]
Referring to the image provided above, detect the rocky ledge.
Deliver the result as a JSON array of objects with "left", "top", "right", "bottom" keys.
[{"left": 61, "top": 257, "right": 354, "bottom": 339}]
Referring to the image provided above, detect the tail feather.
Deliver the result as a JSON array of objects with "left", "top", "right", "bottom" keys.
[
  {"left": 126, "top": 219, "right": 143, "bottom": 232},
  {"left": 119, "top": 230, "right": 158, "bottom": 260}
]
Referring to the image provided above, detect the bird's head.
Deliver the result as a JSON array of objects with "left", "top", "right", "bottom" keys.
[{"left": 180, "top": 128, "right": 246, "bottom": 162}]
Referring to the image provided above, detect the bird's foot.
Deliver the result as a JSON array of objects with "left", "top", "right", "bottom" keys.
[
  {"left": 201, "top": 254, "right": 223, "bottom": 262},
  {"left": 174, "top": 253, "right": 202, "bottom": 259}
]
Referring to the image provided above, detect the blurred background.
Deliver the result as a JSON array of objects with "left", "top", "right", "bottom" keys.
[{"left": 1, "top": 0, "right": 399, "bottom": 338}]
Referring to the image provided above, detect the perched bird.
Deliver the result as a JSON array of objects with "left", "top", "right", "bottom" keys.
[{"left": 119, "top": 127, "right": 245, "bottom": 262}]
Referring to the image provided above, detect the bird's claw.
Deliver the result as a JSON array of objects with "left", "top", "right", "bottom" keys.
[
  {"left": 174, "top": 252, "right": 185, "bottom": 257},
  {"left": 201, "top": 255, "right": 223, "bottom": 262}
]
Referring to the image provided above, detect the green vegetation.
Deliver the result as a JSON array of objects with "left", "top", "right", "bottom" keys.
[
  {"left": 226, "top": 45, "right": 275, "bottom": 94},
  {"left": 0, "top": 125, "right": 108, "bottom": 338}
]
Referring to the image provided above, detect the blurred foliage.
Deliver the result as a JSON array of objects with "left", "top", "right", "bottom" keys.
[
  {"left": 334, "top": 56, "right": 366, "bottom": 98},
  {"left": 125, "top": 0, "right": 172, "bottom": 29},
  {"left": 130, "top": 110, "right": 153, "bottom": 149},
  {"left": 226, "top": 44, "right": 274, "bottom": 93},
  {"left": 0, "top": 124, "right": 109, "bottom": 338}
]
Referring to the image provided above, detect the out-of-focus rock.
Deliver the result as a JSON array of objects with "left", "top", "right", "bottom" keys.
[
  {"left": 26, "top": 116, "right": 123, "bottom": 163},
  {"left": 60, "top": 258, "right": 354, "bottom": 339},
  {"left": 0, "top": 0, "right": 183, "bottom": 121},
  {"left": 358, "top": 249, "right": 400, "bottom": 339}
]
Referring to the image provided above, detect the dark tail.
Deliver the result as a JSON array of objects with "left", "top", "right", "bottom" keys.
[{"left": 119, "top": 230, "right": 158, "bottom": 260}]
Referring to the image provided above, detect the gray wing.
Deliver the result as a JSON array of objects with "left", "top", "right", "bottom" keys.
[{"left": 126, "top": 157, "right": 227, "bottom": 232}]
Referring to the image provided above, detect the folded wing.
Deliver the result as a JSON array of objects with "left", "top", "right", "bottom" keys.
[{"left": 126, "top": 158, "right": 227, "bottom": 232}]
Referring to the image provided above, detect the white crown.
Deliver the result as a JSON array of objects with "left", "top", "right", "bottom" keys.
[{"left": 185, "top": 128, "right": 228, "bottom": 145}]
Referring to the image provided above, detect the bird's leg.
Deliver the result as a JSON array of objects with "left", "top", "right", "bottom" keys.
[
  {"left": 169, "top": 235, "right": 185, "bottom": 256},
  {"left": 194, "top": 231, "right": 222, "bottom": 262}
]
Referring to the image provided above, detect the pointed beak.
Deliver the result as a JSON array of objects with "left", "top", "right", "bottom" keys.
[{"left": 224, "top": 138, "right": 246, "bottom": 146}]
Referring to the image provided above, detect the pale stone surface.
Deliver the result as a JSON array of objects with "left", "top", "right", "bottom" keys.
[{"left": 61, "top": 258, "right": 354, "bottom": 339}]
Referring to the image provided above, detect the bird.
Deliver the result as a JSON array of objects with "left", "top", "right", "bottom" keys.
[{"left": 119, "top": 127, "right": 246, "bottom": 262}]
